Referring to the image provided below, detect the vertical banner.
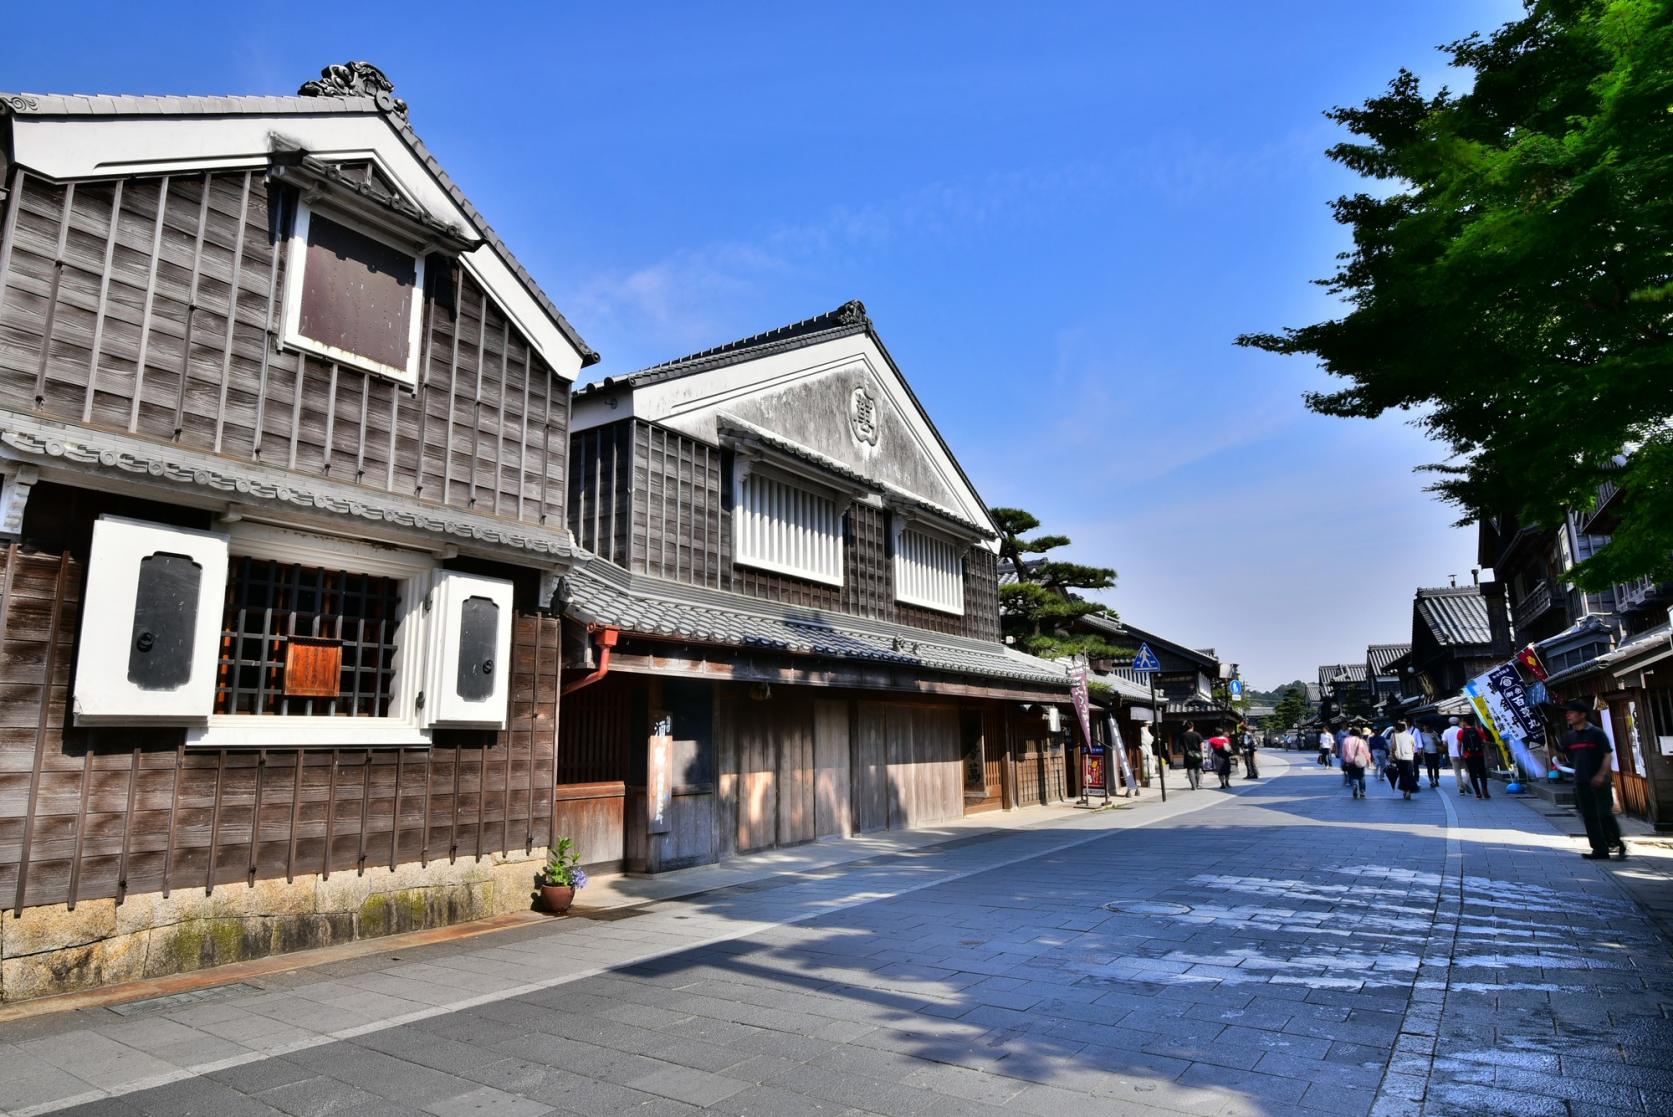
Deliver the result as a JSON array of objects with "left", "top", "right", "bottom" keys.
[
  {"left": 1465, "top": 669, "right": 1546, "bottom": 777},
  {"left": 1107, "top": 712, "right": 1138, "bottom": 794},
  {"left": 1069, "top": 667, "right": 1105, "bottom": 798},
  {"left": 647, "top": 729, "right": 673, "bottom": 835}
]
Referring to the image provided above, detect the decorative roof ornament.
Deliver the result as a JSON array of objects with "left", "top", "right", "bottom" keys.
[
  {"left": 835, "top": 299, "right": 870, "bottom": 327},
  {"left": 298, "top": 61, "right": 408, "bottom": 119}
]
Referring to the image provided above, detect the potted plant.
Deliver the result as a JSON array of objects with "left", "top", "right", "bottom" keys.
[{"left": 538, "top": 837, "right": 588, "bottom": 913}]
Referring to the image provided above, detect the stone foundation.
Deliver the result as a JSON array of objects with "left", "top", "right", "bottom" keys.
[{"left": 0, "top": 849, "right": 547, "bottom": 1003}]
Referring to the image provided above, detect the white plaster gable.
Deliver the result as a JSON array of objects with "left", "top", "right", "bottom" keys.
[
  {"left": 5, "top": 110, "right": 586, "bottom": 382},
  {"left": 608, "top": 332, "right": 996, "bottom": 540}
]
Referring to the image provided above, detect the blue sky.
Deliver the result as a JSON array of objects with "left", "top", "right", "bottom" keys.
[{"left": 5, "top": 1, "right": 1523, "bottom": 688}]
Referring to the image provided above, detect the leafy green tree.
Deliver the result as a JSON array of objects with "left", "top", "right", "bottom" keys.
[
  {"left": 991, "top": 507, "right": 1125, "bottom": 661},
  {"left": 1238, "top": 0, "right": 1673, "bottom": 590},
  {"left": 1270, "top": 685, "right": 1310, "bottom": 730}
]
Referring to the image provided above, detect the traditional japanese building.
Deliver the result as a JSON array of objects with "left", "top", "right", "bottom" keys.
[
  {"left": 556, "top": 302, "right": 1071, "bottom": 873},
  {"left": 1407, "top": 582, "right": 1513, "bottom": 701},
  {"left": 0, "top": 66, "right": 595, "bottom": 999}
]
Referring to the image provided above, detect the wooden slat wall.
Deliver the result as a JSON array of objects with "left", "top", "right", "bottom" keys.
[
  {"left": 567, "top": 422, "right": 633, "bottom": 564},
  {"left": 633, "top": 421, "right": 723, "bottom": 587},
  {"left": 0, "top": 547, "right": 560, "bottom": 912},
  {"left": 813, "top": 699, "right": 851, "bottom": 839},
  {"left": 0, "top": 172, "right": 570, "bottom": 531},
  {"left": 555, "top": 673, "right": 630, "bottom": 785},
  {"left": 601, "top": 419, "right": 1003, "bottom": 641}
]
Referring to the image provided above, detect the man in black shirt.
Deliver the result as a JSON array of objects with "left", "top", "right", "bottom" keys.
[
  {"left": 1559, "top": 700, "right": 1625, "bottom": 860},
  {"left": 1178, "top": 722, "right": 1204, "bottom": 790}
]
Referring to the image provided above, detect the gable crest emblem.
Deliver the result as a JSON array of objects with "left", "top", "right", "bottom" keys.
[{"left": 848, "top": 385, "right": 880, "bottom": 447}]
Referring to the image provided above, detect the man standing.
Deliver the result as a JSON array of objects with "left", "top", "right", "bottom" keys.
[
  {"left": 1318, "top": 727, "right": 1334, "bottom": 767},
  {"left": 1179, "top": 721, "right": 1204, "bottom": 790},
  {"left": 1443, "top": 717, "right": 1469, "bottom": 795},
  {"left": 1460, "top": 714, "right": 1492, "bottom": 799},
  {"left": 1559, "top": 700, "right": 1625, "bottom": 861},
  {"left": 1241, "top": 723, "right": 1259, "bottom": 779}
]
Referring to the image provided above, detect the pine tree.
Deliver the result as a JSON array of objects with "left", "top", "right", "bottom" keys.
[{"left": 991, "top": 507, "right": 1126, "bottom": 661}]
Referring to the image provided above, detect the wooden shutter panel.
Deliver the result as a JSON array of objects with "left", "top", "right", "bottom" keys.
[
  {"left": 73, "top": 516, "right": 229, "bottom": 725},
  {"left": 422, "top": 571, "right": 515, "bottom": 729}
]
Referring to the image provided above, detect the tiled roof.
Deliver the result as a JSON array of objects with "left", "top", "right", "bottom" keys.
[
  {"left": 577, "top": 301, "right": 871, "bottom": 398},
  {"left": 1414, "top": 585, "right": 1494, "bottom": 647},
  {"left": 0, "top": 88, "right": 599, "bottom": 368},
  {"left": 1544, "top": 622, "right": 1670, "bottom": 686},
  {"left": 1332, "top": 664, "right": 1369, "bottom": 683},
  {"left": 562, "top": 558, "right": 1072, "bottom": 689},
  {"left": 1367, "top": 643, "right": 1411, "bottom": 674}
]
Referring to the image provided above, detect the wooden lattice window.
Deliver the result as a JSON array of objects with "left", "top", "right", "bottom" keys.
[{"left": 214, "top": 558, "right": 404, "bottom": 717}]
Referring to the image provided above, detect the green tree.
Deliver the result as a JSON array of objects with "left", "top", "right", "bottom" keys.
[
  {"left": 1270, "top": 685, "right": 1310, "bottom": 731},
  {"left": 991, "top": 507, "right": 1125, "bottom": 661},
  {"left": 1238, "top": 0, "right": 1673, "bottom": 590}
]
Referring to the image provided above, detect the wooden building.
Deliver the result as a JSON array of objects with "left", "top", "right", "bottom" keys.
[
  {"left": 1544, "top": 624, "right": 1673, "bottom": 829},
  {"left": 0, "top": 66, "right": 597, "bottom": 1000},
  {"left": 557, "top": 302, "right": 1072, "bottom": 873}
]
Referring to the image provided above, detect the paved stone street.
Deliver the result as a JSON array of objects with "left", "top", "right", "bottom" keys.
[{"left": 4, "top": 752, "right": 1672, "bottom": 1117}]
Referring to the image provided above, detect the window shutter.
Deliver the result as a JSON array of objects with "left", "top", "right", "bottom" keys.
[
  {"left": 74, "top": 516, "right": 229, "bottom": 725},
  {"left": 733, "top": 470, "right": 844, "bottom": 585},
  {"left": 893, "top": 525, "right": 965, "bottom": 615},
  {"left": 423, "top": 572, "right": 515, "bottom": 729}
]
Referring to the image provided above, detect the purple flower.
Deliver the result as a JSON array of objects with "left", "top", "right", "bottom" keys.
[{"left": 571, "top": 868, "right": 589, "bottom": 890}]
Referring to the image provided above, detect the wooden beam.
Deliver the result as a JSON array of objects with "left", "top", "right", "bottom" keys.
[{"left": 603, "top": 648, "right": 1069, "bottom": 704}]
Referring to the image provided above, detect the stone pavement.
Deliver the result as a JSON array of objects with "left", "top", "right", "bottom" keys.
[{"left": 1, "top": 751, "right": 1669, "bottom": 1117}]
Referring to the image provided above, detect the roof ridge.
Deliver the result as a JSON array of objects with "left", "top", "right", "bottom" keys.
[{"left": 636, "top": 300, "right": 869, "bottom": 374}]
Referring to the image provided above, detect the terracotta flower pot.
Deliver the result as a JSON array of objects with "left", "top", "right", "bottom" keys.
[{"left": 539, "top": 883, "right": 575, "bottom": 913}]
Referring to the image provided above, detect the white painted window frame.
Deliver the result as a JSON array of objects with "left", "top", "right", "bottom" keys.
[
  {"left": 280, "top": 199, "right": 428, "bottom": 388},
  {"left": 892, "top": 519, "right": 966, "bottom": 616},
  {"left": 187, "top": 522, "right": 437, "bottom": 749},
  {"left": 731, "top": 462, "right": 846, "bottom": 587}
]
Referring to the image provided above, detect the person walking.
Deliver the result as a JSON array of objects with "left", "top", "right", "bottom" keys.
[
  {"left": 1207, "top": 728, "right": 1234, "bottom": 790},
  {"left": 1179, "top": 721, "right": 1204, "bottom": 790},
  {"left": 1460, "top": 715, "right": 1492, "bottom": 799},
  {"left": 1417, "top": 723, "right": 1442, "bottom": 789},
  {"left": 1558, "top": 700, "right": 1625, "bottom": 860},
  {"left": 1370, "top": 727, "right": 1390, "bottom": 782},
  {"left": 1443, "top": 717, "right": 1470, "bottom": 795},
  {"left": 1389, "top": 720, "right": 1420, "bottom": 800},
  {"left": 1340, "top": 726, "right": 1371, "bottom": 799},
  {"left": 1318, "top": 727, "right": 1334, "bottom": 767}
]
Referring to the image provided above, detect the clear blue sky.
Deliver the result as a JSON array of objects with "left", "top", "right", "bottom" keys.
[{"left": 5, "top": 1, "right": 1522, "bottom": 688}]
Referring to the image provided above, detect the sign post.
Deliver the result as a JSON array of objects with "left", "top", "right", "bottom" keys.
[{"left": 1132, "top": 644, "right": 1164, "bottom": 802}]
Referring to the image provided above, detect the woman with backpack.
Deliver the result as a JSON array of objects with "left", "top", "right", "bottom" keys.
[
  {"left": 1340, "top": 727, "right": 1371, "bottom": 799},
  {"left": 1207, "top": 728, "right": 1235, "bottom": 789},
  {"left": 1460, "top": 715, "right": 1492, "bottom": 799}
]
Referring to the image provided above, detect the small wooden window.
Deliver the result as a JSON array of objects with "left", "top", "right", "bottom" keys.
[
  {"left": 281, "top": 203, "right": 426, "bottom": 385},
  {"left": 214, "top": 558, "right": 404, "bottom": 717}
]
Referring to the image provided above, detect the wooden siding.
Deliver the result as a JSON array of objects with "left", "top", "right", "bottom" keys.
[
  {"left": 0, "top": 171, "right": 570, "bottom": 530},
  {"left": 568, "top": 418, "right": 1003, "bottom": 642},
  {"left": 567, "top": 422, "right": 633, "bottom": 564},
  {"left": 0, "top": 546, "right": 560, "bottom": 912}
]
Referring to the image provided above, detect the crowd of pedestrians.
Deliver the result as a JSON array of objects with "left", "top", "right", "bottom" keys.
[
  {"left": 1318, "top": 715, "right": 1496, "bottom": 802},
  {"left": 1166, "top": 721, "right": 1258, "bottom": 791}
]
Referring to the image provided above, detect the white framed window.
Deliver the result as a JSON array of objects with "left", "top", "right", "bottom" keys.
[
  {"left": 733, "top": 467, "right": 844, "bottom": 586},
  {"left": 280, "top": 200, "right": 427, "bottom": 387},
  {"left": 73, "top": 516, "right": 515, "bottom": 745},
  {"left": 893, "top": 523, "right": 965, "bottom": 615}
]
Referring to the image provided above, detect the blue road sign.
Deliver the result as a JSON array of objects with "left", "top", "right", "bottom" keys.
[
  {"left": 1230, "top": 679, "right": 1244, "bottom": 697},
  {"left": 1131, "top": 643, "right": 1162, "bottom": 674}
]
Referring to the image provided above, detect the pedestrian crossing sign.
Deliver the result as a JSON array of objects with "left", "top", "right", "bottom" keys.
[{"left": 1131, "top": 643, "right": 1162, "bottom": 674}]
